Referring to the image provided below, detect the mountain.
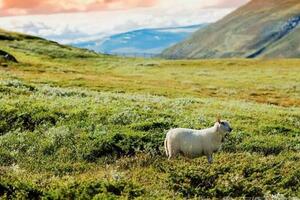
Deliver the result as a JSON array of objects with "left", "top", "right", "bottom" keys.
[
  {"left": 72, "top": 24, "right": 207, "bottom": 57},
  {"left": 161, "top": 0, "right": 300, "bottom": 59}
]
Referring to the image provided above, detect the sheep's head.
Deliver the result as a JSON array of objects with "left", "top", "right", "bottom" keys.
[
  {"left": 218, "top": 120, "right": 233, "bottom": 133},
  {"left": 216, "top": 116, "right": 233, "bottom": 134}
]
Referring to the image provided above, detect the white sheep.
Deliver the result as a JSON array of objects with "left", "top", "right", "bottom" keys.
[{"left": 164, "top": 117, "right": 232, "bottom": 163}]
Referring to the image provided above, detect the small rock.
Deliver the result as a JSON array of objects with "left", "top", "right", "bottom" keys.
[{"left": 0, "top": 50, "right": 18, "bottom": 63}]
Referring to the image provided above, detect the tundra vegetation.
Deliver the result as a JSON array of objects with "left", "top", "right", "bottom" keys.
[{"left": 0, "top": 30, "right": 299, "bottom": 199}]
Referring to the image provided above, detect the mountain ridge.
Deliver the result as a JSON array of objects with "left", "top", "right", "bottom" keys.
[
  {"left": 72, "top": 24, "right": 207, "bottom": 56},
  {"left": 161, "top": 0, "right": 300, "bottom": 59}
]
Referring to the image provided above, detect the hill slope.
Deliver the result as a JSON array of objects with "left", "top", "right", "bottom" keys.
[
  {"left": 0, "top": 28, "right": 300, "bottom": 199},
  {"left": 161, "top": 0, "right": 300, "bottom": 59},
  {"left": 72, "top": 24, "right": 206, "bottom": 57},
  {"left": 0, "top": 28, "right": 99, "bottom": 62}
]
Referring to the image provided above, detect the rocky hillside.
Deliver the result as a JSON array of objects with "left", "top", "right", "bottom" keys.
[{"left": 161, "top": 0, "right": 300, "bottom": 59}]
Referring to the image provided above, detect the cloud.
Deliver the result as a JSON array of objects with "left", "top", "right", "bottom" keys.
[
  {"left": 203, "top": 0, "right": 250, "bottom": 8},
  {"left": 0, "top": 5, "right": 233, "bottom": 40},
  {"left": 0, "top": 0, "right": 158, "bottom": 16},
  {"left": 0, "top": 0, "right": 251, "bottom": 16},
  {"left": 0, "top": 0, "right": 245, "bottom": 46}
]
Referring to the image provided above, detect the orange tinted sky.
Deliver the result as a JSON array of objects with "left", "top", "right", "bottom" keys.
[
  {"left": 0, "top": 0, "right": 250, "bottom": 46},
  {"left": 0, "top": 0, "right": 249, "bottom": 16},
  {"left": 1, "top": 0, "right": 156, "bottom": 16}
]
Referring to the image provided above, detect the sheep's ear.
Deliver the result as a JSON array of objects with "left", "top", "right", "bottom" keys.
[{"left": 216, "top": 115, "right": 221, "bottom": 123}]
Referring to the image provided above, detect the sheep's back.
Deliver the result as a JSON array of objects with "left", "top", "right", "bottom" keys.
[
  {"left": 166, "top": 128, "right": 194, "bottom": 139},
  {"left": 167, "top": 129, "right": 205, "bottom": 155}
]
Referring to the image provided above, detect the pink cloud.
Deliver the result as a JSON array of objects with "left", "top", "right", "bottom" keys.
[
  {"left": 0, "top": 0, "right": 158, "bottom": 16},
  {"left": 0, "top": 0, "right": 250, "bottom": 16}
]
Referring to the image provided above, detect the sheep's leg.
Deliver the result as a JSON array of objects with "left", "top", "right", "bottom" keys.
[
  {"left": 168, "top": 150, "right": 177, "bottom": 160},
  {"left": 207, "top": 154, "right": 213, "bottom": 164},
  {"left": 168, "top": 149, "right": 179, "bottom": 160},
  {"left": 164, "top": 139, "right": 169, "bottom": 158},
  {"left": 166, "top": 139, "right": 179, "bottom": 160}
]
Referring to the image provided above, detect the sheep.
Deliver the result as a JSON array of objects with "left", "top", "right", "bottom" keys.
[{"left": 164, "top": 117, "right": 232, "bottom": 163}]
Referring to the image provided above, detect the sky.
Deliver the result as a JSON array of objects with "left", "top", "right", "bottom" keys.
[{"left": 0, "top": 0, "right": 250, "bottom": 44}]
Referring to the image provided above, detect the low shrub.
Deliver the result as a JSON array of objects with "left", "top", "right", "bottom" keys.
[
  {"left": 167, "top": 154, "right": 300, "bottom": 198},
  {"left": 82, "top": 132, "right": 164, "bottom": 162},
  {"left": 240, "top": 135, "right": 288, "bottom": 155},
  {"left": 130, "top": 119, "right": 174, "bottom": 132},
  {"left": 0, "top": 175, "right": 144, "bottom": 199}
]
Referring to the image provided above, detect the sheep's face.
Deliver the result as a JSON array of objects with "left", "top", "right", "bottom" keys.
[{"left": 218, "top": 120, "right": 233, "bottom": 134}]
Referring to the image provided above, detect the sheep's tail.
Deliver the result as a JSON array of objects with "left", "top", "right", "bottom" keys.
[{"left": 164, "top": 138, "right": 169, "bottom": 157}]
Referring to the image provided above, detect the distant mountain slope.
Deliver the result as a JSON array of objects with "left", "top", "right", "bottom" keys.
[
  {"left": 72, "top": 24, "right": 206, "bottom": 57},
  {"left": 161, "top": 0, "right": 300, "bottom": 59}
]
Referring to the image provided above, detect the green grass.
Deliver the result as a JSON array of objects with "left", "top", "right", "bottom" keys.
[{"left": 0, "top": 30, "right": 299, "bottom": 199}]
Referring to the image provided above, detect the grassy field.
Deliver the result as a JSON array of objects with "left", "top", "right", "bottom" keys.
[{"left": 0, "top": 31, "right": 300, "bottom": 199}]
